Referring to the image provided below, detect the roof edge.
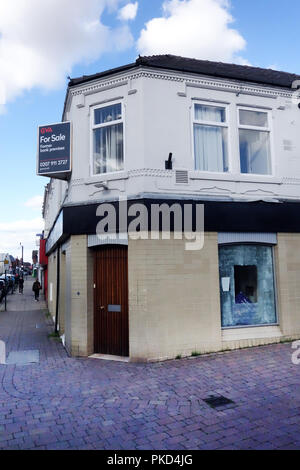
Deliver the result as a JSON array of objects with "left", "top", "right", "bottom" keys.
[{"left": 61, "top": 54, "right": 300, "bottom": 120}]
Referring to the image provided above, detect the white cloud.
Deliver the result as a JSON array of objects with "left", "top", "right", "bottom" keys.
[
  {"left": 137, "top": 0, "right": 246, "bottom": 63},
  {"left": 118, "top": 2, "right": 138, "bottom": 21},
  {"left": 24, "top": 195, "right": 43, "bottom": 211},
  {"left": 0, "top": 0, "right": 133, "bottom": 109},
  {"left": 0, "top": 218, "right": 43, "bottom": 263}
]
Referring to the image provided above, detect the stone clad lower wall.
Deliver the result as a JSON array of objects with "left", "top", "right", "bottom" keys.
[
  {"left": 276, "top": 233, "right": 300, "bottom": 337},
  {"left": 128, "top": 232, "right": 300, "bottom": 362},
  {"left": 128, "top": 233, "right": 222, "bottom": 361},
  {"left": 46, "top": 231, "right": 300, "bottom": 361},
  {"left": 67, "top": 235, "right": 94, "bottom": 357},
  {"left": 48, "top": 235, "right": 94, "bottom": 357}
]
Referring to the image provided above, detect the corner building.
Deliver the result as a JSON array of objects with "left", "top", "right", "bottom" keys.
[{"left": 43, "top": 55, "right": 300, "bottom": 361}]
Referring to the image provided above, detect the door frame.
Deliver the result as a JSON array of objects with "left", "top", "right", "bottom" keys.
[{"left": 93, "top": 244, "right": 129, "bottom": 356}]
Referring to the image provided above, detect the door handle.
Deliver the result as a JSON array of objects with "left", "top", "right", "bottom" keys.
[{"left": 99, "top": 306, "right": 105, "bottom": 310}]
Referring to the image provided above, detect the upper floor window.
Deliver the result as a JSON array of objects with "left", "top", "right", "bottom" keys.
[
  {"left": 238, "top": 108, "right": 271, "bottom": 175},
  {"left": 92, "top": 102, "right": 124, "bottom": 174},
  {"left": 193, "top": 103, "right": 229, "bottom": 172}
]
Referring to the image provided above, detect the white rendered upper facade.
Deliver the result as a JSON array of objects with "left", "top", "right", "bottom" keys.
[{"left": 43, "top": 55, "right": 300, "bottom": 233}]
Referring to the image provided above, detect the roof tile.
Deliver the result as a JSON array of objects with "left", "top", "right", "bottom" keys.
[{"left": 69, "top": 54, "right": 300, "bottom": 89}]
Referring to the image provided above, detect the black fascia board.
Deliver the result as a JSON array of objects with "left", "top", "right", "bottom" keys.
[{"left": 60, "top": 199, "right": 300, "bottom": 236}]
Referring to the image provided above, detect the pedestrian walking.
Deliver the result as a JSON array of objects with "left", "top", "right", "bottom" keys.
[
  {"left": 32, "top": 280, "right": 41, "bottom": 301},
  {"left": 19, "top": 277, "right": 24, "bottom": 294},
  {"left": 8, "top": 277, "right": 13, "bottom": 294}
]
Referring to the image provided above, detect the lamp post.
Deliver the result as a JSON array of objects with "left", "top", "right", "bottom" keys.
[
  {"left": 20, "top": 243, "right": 24, "bottom": 271},
  {"left": 3, "top": 259, "right": 9, "bottom": 311},
  {"left": 4, "top": 268, "right": 7, "bottom": 311}
]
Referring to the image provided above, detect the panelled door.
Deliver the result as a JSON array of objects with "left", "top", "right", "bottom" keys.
[{"left": 94, "top": 245, "right": 129, "bottom": 356}]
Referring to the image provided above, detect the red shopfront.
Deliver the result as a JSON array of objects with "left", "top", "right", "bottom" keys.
[{"left": 39, "top": 239, "right": 48, "bottom": 301}]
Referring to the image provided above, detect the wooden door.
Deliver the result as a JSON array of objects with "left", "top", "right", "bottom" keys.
[{"left": 94, "top": 246, "right": 129, "bottom": 356}]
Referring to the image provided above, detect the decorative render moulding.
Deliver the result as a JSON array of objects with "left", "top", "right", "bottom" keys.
[
  {"left": 71, "top": 78, "right": 129, "bottom": 97},
  {"left": 196, "top": 186, "right": 232, "bottom": 194},
  {"left": 69, "top": 68, "right": 296, "bottom": 101},
  {"left": 70, "top": 178, "right": 84, "bottom": 187},
  {"left": 85, "top": 80, "right": 128, "bottom": 97},
  {"left": 69, "top": 170, "right": 174, "bottom": 195},
  {"left": 282, "top": 177, "right": 300, "bottom": 185},
  {"left": 84, "top": 172, "right": 129, "bottom": 185},
  {"left": 128, "top": 169, "right": 174, "bottom": 178},
  {"left": 241, "top": 188, "right": 276, "bottom": 196},
  {"left": 189, "top": 171, "right": 283, "bottom": 185},
  {"left": 186, "top": 80, "right": 279, "bottom": 99}
]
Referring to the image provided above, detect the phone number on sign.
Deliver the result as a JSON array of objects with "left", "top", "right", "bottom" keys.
[{"left": 40, "top": 159, "right": 68, "bottom": 168}]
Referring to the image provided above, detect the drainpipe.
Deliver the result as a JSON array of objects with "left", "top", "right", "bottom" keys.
[{"left": 54, "top": 247, "right": 60, "bottom": 334}]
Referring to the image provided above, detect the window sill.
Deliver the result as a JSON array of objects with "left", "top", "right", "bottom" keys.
[
  {"left": 222, "top": 325, "right": 282, "bottom": 342},
  {"left": 189, "top": 171, "right": 283, "bottom": 185},
  {"left": 85, "top": 171, "right": 129, "bottom": 185}
]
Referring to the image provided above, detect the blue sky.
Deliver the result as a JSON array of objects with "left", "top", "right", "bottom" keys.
[{"left": 0, "top": 0, "right": 300, "bottom": 261}]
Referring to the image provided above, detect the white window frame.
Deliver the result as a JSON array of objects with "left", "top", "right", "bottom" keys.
[
  {"left": 237, "top": 106, "right": 274, "bottom": 176},
  {"left": 90, "top": 100, "right": 125, "bottom": 176},
  {"left": 192, "top": 100, "right": 231, "bottom": 174}
]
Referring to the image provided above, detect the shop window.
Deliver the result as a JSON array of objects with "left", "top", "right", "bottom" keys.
[{"left": 219, "top": 244, "right": 277, "bottom": 328}]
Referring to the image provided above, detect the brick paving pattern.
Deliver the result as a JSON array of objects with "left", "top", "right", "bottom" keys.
[{"left": 0, "top": 280, "right": 300, "bottom": 450}]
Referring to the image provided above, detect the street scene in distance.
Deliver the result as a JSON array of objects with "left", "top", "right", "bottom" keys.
[{"left": 1, "top": 0, "right": 300, "bottom": 456}]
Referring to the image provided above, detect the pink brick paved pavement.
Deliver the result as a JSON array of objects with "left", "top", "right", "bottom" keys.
[{"left": 0, "top": 279, "right": 300, "bottom": 450}]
